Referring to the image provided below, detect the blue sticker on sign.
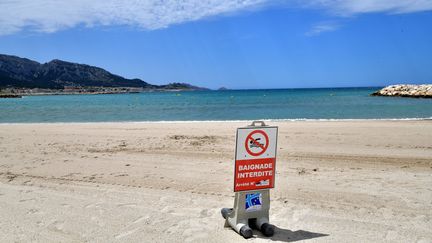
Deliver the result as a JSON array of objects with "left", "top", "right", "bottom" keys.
[{"left": 245, "top": 193, "right": 262, "bottom": 212}]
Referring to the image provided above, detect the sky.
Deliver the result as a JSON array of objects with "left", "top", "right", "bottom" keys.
[{"left": 0, "top": 1, "right": 431, "bottom": 89}]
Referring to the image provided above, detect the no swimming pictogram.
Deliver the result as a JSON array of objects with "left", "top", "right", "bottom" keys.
[{"left": 245, "top": 130, "right": 269, "bottom": 156}]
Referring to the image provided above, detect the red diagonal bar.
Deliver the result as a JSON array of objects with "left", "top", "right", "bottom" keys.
[{"left": 249, "top": 136, "right": 265, "bottom": 151}]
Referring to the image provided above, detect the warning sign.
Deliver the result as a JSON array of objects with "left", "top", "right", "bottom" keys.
[{"left": 234, "top": 126, "right": 278, "bottom": 192}]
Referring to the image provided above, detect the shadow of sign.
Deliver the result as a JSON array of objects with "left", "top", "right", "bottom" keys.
[{"left": 255, "top": 227, "right": 329, "bottom": 242}]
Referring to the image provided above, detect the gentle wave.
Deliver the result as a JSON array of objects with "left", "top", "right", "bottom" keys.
[{"left": 1, "top": 117, "right": 431, "bottom": 125}]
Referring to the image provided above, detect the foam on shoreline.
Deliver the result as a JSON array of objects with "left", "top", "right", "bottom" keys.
[{"left": 1, "top": 117, "right": 431, "bottom": 125}]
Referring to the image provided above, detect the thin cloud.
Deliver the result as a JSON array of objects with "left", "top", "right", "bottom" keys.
[
  {"left": 304, "top": 0, "right": 432, "bottom": 16},
  {"left": 0, "top": 0, "right": 431, "bottom": 36},
  {"left": 306, "top": 22, "right": 341, "bottom": 36},
  {"left": 0, "top": 0, "right": 268, "bottom": 35},
  {"left": 303, "top": 0, "right": 432, "bottom": 36}
]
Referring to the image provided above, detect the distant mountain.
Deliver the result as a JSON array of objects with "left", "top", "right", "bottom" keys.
[
  {"left": 0, "top": 54, "right": 206, "bottom": 90},
  {"left": 159, "top": 82, "right": 208, "bottom": 91}
]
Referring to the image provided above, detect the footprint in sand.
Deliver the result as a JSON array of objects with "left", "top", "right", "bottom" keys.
[
  {"left": 164, "top": 223, "right": 179, "bottom": 234},
  {"left": 84, "top": 202, "right": 103, "bottom": 209},
  {"left": 27, "top": 208, "right": 43, "bottom": 215},
  {"left": 61, "top": 203, "right": 72, "bottom": 209},
  {"left": 161, "top": 206, "right": 175, "bottom": 214},
  {"left": 199, "top": 209, "right": 213, "bottom": 218},
  {"left": 110, "top": 172, "right": 129, "bottom": 177},
  {"left": 48, "top": 220, "right": 66, "bottom": 233},
  {"left": 19, "top": 198, "right": 36, "bottom": 203},
  {"left": 22, "top": 180, "right": 33, "bottom": 186},
  {"left": 91, "top": 216, "right": 106, "bottom": 227},
  {"left": 117, "top": 203, "right": 137, "bottom": 208},
  {"left": 132, "top": 215, "right": 150, "bottom": 224},
  {"left": 115, "top": 228, "right": 140, "bottom": 239}
]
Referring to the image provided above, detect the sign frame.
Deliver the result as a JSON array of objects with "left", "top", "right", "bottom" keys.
[{"left": 233, "top": 125, "right": 278, "bottom": 192}]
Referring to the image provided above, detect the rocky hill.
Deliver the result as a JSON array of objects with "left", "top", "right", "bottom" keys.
[
  {"left": 0, "top": 54, "right": 206, "bottom": 91},
  {"left": 371, "top": 84, "right": 432, "bottom": 98}
]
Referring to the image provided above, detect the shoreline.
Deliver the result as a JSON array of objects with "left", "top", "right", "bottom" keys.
[{"left": 1, "top": 117, "right": 431, "bottom": 125}]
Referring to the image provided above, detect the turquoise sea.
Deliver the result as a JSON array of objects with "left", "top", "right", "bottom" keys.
[{"left": 1, "top": 87, "right": 431, "bottom": 123}]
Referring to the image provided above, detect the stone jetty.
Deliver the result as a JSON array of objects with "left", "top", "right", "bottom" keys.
[
  {"left": 0, "top": 94, "right": 22, "bottom": 98},
  {"left": 371, "top": 84, "right": 432, "bottom": 98}
]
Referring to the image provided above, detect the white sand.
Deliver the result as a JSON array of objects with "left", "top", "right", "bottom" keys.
[{"left": 0, "top": 120, "right": 431, "bottom": 242}]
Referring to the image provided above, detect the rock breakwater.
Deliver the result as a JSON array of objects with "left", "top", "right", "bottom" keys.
[
  {"left": 371, "top": 84, "right": 432, "bottom": 98},
  {"left": 0, "top": 94, "right": 22, "bottom": 98}
]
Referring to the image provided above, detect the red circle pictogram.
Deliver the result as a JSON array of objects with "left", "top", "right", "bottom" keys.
[{"left": 245, "top": 130, "right": 269, "bottom": 156}]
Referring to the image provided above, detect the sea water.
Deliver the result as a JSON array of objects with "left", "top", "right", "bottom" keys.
[{"left": 1, "top": 87, "right": 431, "bottom": 123}]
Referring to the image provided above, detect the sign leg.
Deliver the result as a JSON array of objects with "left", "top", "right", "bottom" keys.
[{"left": 222, "top": 190, "right": 274, "bottom": 238}]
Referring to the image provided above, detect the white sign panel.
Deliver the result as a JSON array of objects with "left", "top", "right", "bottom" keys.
[{"left": 235, "top": 127, "right": 278, "bottom": 160}]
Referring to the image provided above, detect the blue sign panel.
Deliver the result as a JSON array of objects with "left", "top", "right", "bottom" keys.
[{"left": 245, "top": 193, "right": 262, "bottom": 212}]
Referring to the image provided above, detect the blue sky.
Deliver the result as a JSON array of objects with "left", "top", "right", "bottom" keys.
[{"left": 0, "top": 1, "right": 431, "bottom": 89}]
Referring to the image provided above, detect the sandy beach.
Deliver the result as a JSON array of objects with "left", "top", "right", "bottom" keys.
[{"left": 0, "top": 120, "right": 431, "bottom": 242}]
